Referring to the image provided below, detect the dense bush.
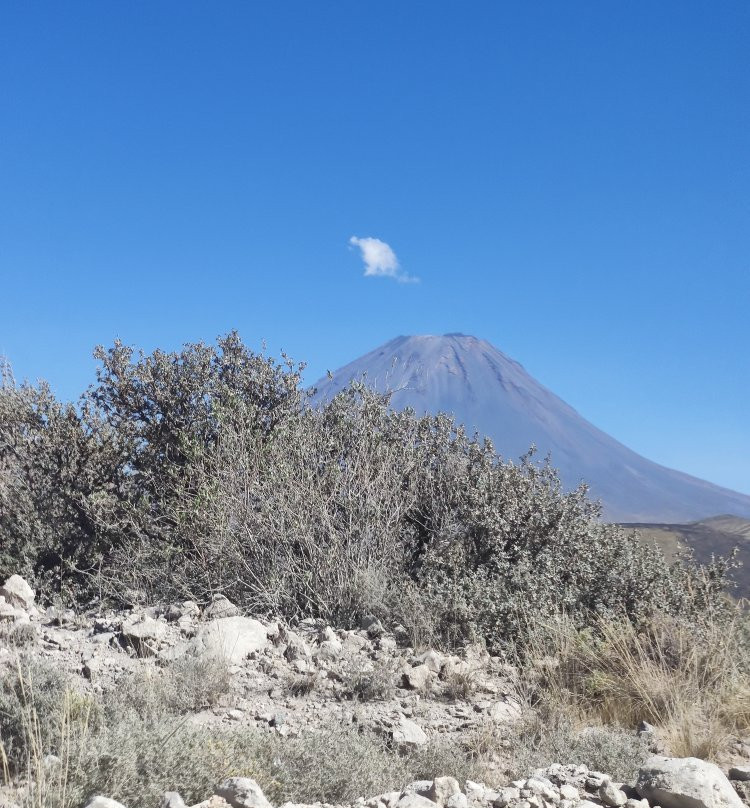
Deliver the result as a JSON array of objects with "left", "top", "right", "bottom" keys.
[
  {"left": 0, "top": 334, "right": 740, "bottom": 649},
  {"left": 0, "top": 362, "right": 126, "bottom": 597}
]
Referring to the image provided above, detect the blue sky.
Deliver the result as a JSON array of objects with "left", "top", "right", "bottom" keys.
[{"left": 1, "top": 2, "right": 748, "bottom": 494}]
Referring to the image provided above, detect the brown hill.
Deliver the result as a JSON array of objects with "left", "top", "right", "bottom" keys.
[{"left": 622, "top": 515, "right": 750, "bottom": 599}]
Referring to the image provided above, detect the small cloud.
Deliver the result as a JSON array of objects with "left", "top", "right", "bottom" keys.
[{"left": 349, "top": 236, "right": 418, "bottom": 283}]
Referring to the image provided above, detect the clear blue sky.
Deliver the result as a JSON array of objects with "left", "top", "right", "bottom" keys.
[{"left": 2, "top": 2, "right": 748, "bottom": 494}]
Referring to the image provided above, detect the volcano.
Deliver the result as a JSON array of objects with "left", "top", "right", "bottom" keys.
[{"left": 311, "top": 334, "right": 750, "bottom": 523}]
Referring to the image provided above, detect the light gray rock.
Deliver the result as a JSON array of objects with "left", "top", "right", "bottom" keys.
[
  {"left": 728, "top": 765, "right": 750, "bottom": 781},
  {"left": 559, "top": 785, "right": 579, "bottom": 801},
  {"left": 397, "top": 795, "right": 437, "bottom": 808},
  {"left": 636, "top": 756, "right": 744, "bottom": 808},
  {"left": 491, "top": 787, "right": 521, "bottom": 808},
  {"left": 416, "top": 650, "right": 444, "bottom": 674},
  {"left": 426, "top": 777, "right": 461, "bottom": 806},
  {"left": 488, "top": 699, "right": 522, "bottom": 723},
  {"left": 214, "top": 777, "right": 272, "bottom": 808},
  {"left": 392, "top": 717, "right": 427, "bottom": 749},
  {"left": 121, "top": 614, "right": 167, "bottom": 657},
  {"left": 525, "top": 777, "right": 558, "bottom": 802},
  {"left": 0, "top": 575, "right": 35, "bottom": 611},
  {"left": 313, "top": 638, "right": 342, "bottom": 663},
  {"left": 283, "top": 630, "right": 311, "bottom": 663},
  {"left": 599, "top": 780, "right": 628, "bottom": 807},
  {"left": 0, "top": 597, "right": 27, "bottom": 623},
  {"left": 402, "top": 664, "right": 433, "bottom": 691},
  {"left": 204, "top": 595, "right": 239, "bottom": 620},
  {"left": 464, "top": 781, "right": 489, "bottom": 804},
  {"left": 84, "top": 798, "right": 128, "bottom": 808},
  {"left": 192, "top": 617, "right": 268, "bottom": 665},
  {"left": 403, "top": 781, "right": 432, "bottom": 797},
  {"left": 161, "top": 793, "right": 187, "bottom": 808},
  {"left": 446, "top": 794, "right": 468, "bottom": 808}
]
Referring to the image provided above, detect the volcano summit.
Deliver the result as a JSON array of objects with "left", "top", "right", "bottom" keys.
[{"left": 312, "top": 334, "right": 750, "bottom": 523}]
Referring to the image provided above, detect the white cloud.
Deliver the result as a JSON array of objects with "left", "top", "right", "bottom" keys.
[{"left": 349, "top": 236, "right": 418, "bottom": 283}]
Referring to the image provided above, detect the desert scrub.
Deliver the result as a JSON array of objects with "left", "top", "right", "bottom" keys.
[
  {"left": 1, "top": 334, "right": 740, "bottom": 651},
  {"left": 516, "top": 610, "right": 750, "bottom": 761},
  {"left": 0, "top": 656, "right": 83, "bottom": 776},
  {"left": 507, "top": 714, "right": 649, "bottom": 783},
  {"left": 108, "top": 656, "right": 232, "bottom": 716},
  {"left": 4, "top": 686, "right": 493, "bottom": 808},
  {"left": 340, "top": 657, "right": 399, "bottom": 701}
]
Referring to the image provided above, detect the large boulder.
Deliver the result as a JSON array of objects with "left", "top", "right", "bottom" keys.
[
  {"left": 0, "top": 596, "right": 28, "bottom": 624},
  {"left": 0, "top": 575, "right": 35, "bottom": 611},
  {"left": 636, "top": 756, "right": 744, "bottom": 808},
  {"left": 214, "top": 777, "right": 272, "bottom": 808},
  {"left": 192, "top": 617, "right": 268, "bottom": 665},
  {"left": 401, "top": 664, "right": 433, "bottom": 691},
  {"left": 84, "top": 798, "right": 128, "bottom": 808}
]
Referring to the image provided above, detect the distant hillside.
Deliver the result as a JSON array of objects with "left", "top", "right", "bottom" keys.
[
  {"left": 624, "top": 516, "right": 750, "bottom": 599},
  {"left": 312, "top": 333, "right": 750, "bottom": 523}
]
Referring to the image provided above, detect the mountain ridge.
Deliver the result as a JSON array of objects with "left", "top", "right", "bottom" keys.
[{"left": 312, "top": 333, "right": 750, "bottom": 523}]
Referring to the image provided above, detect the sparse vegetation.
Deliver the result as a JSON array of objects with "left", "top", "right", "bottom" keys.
[
  {"left": 0, "top": 657, "right": 484, "bottom": 808},
  {"left": 514, "top": 611, "right": 750, "bottom": 760},
  {"left": 507, "top": 715, "right": 650, "bottom": 783},
  {"left": 341, "top": 657, "right": 398, "bottom": 702},
  {"left": 1, "top": 334, "right": 740, "bottom": 651},
  {"left": 1, "top": 333, "right": 748, "bottom": 806}
]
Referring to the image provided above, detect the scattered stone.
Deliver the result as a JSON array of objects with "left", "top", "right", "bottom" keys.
[
  {"left": 446, "top": 794, "right": 468, "bottom": 808},
  {"left": 283, "top": 630, "right": 311, "bottom": 663},
  {"left": 0, "top": 597, "right": 26, "bottom": 623},
  {"left": 83, "top": 657, "right": 103, "bottom": 680},
  {"left": 559, "top": 784, "right": 579, "bottom": 801},
  {"left": 161, "top": 793, "right": 187, "bottom": 808},
  {"left": 121, "top": 613, "right": 168, "bottom": 657},
  {"left": 728, "top": 765, "right": 750, "bottom": 781},
  {"left": 636, "top": 756, "right": 744, "bottom": 808},
  {"left": 402, "top": 664, "right": 433, "bottom": 691},
  {"left": 599, "top": 780, "right": 628, "bottom": 807},
  {"left": 492, "top": 787, "right": 521, "bottom": 807},
  {"left": 392, "top": 716, "right": 427, "bottom": 750},
  {"left": 396, "top": 795, "right": 436, "bottom": 808},
  {"left": 426, "top": 777, "right": 461, "bottom": 807},
  {"left": 214, "top": 777, "right": 272, "bottom": 808},
  {"left": 416, "top": 650, "right": 444, "bottom": 674}
]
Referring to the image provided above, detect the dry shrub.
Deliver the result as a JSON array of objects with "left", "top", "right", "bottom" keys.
[
  {"left": 0, "top": 658, "right": 491, "bottom": 808},
  {"left": 518, "top": 610, "right": 750, "bottom": 760},
  {"left": 442, "top": 667, "right": 480, "bottom": 702},
  {"left": 340, "top": 657, "right": 398, "bottom": 701},
  {"left": 507, "top": 714, "right": 649, "bottom": 783}
]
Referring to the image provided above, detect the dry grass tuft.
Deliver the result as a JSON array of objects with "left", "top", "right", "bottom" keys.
[{"left": 517, "top": 610, "right": 750, "bottom": 761}]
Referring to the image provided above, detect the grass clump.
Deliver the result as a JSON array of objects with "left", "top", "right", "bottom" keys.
[{"left": 515, "top": 610, "right": 750, "bottom": 762}]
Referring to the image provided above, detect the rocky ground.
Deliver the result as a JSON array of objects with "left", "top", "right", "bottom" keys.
[{"left": 1, "top": 574, "right": 749, "bottom": 808}]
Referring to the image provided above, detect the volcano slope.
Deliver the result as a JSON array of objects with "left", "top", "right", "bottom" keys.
[{"left": 312, "top": 334, "right": 750, "bottom": 525}]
